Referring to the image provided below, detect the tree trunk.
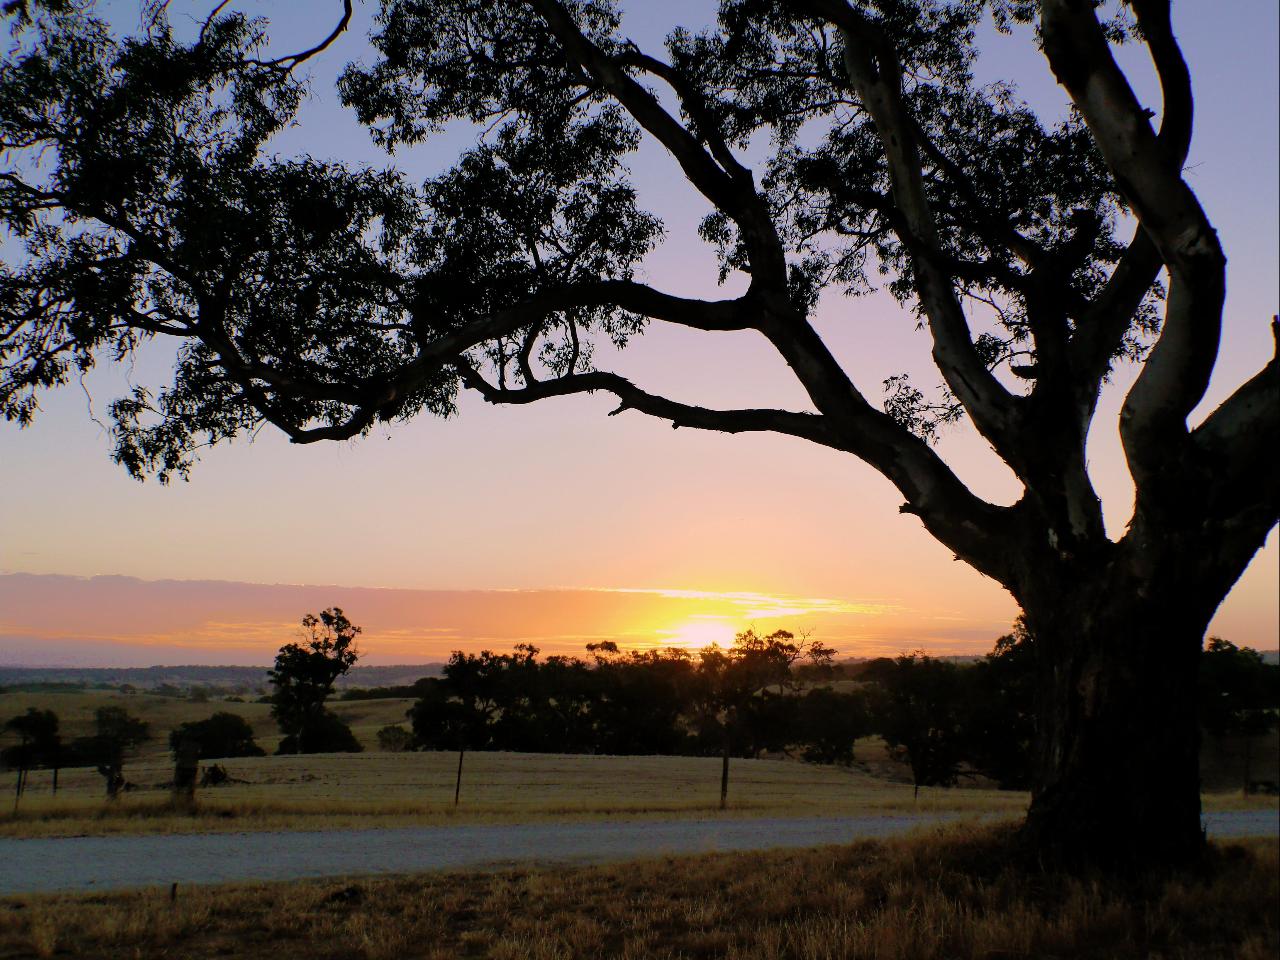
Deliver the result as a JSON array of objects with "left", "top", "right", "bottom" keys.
[
  {"left": 1019, "top": 579, "right": 1209, "bottom": 870},
  {"left": 103, "top": 763, "right": 123, "bottom": 800},
  {"left": 173, "top": 739, "right": 199, "bottom": 808},
  {"left": 454, "top": 749, "right": 465, "bottom": 808},
  {"left": 720, "top": 747, "right": 730, "bottom": 810}
]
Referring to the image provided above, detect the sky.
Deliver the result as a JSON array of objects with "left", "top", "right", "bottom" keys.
[{"left": 1, "top": 1, "right": 1276, "bottom": 666}]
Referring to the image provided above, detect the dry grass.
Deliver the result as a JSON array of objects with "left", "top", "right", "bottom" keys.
[
  {"left": 0, "top": 749, "right": 1031, "bottom": 838},
  {"left": 2, "top": 692, "right": 1272, "bottom": 839},
  {"left": 0, "top": 824, "right": 1274, "bottom": 959}
]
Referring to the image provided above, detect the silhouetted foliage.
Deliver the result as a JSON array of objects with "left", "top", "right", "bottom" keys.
[
  {"left": 2, "top": 706, "right": 61, "bottom": 800},
  {"left": 341, "top": 678, "right": 439, "bottom": 701},
  {"left": 278, "top": 709, "right": 363, "bottom": 755},
  {"left": 409, "top": 650, "right": 510, "bottom": 804},
  {"left": 585, "top": 643, "right": 697, "bottom": 755},
  {"left": 962, "top": 618, "right": 1037, "bottom": 789},
  {"left": 1199, "top": 637, "right": 1280, "bottom": 792},
  {"left": 794, "top": 688, "right": 873, "bottom": 765},
  {"left": 269, "top": 608, "right": 362, "bottom": 755},
  {"left": 201, "top": 763, "right": 230, "bottom": 787},
  {"left": 870, "top": 653, "right": 968, "bottom": 797},
  {"left": 691, "top": 630, "right": 832, "bottom": 808},
  {"left": 169, "top": 711, "right": 265, "bottom": 760},
  {"left": 394, "top": 623, "right": 1062, "bottom": 797},
  {"left": 71, "top": 706, "right": 150, "bottom": 799},
  {"left": 376, "top": 723, "right": 415, "bottom": 752}
]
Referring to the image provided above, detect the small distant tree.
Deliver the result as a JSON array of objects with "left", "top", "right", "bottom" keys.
[
  {"left": 169, "top": 712, "right": 265, "bottom": 760},
  {"left": 79, "top": 706, "right": 150, "bottom": 799},
  {"left": 277, "top": 711, "right": 363, "bottom": 754},
  {"left": 869, "top": 653, "right": 967, "bottom": 798},
  {"left": 269, "top": 608, "right": 362, "bottom": 754},
  {"left": 1199, "top": 638, "right": 1280, "bottom": 792},
  {"left": 695, "top": 629, "right": 833, "bottom": 810},
  {"left": 2, "top": 707, "right": 61, "bottom": 804},
  {"left": 376, "top": 724, "right": 414, "bottom": 752}
]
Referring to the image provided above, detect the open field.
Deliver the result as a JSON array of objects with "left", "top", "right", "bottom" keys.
[
  {"left": 6, "top": 686, "right": 1274, "bottom": 787},
  {"left": 3, "top": 749, "right": 1272, "bottom": 840},
  {"left": 0, "top": 750, "right": 1033, "bottom": 838},
  {"left": 0, "top": 824, "right": 1275, "bottom": 959},
  {"left": 2, "top": 689, "right": 1275, "bottom": 838}
]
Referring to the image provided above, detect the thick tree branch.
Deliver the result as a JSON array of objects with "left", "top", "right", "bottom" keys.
[
  {"left": 1040, "top": 0, "right": 1224, "bottom": 497},
  {"left": 801, "top": 0, "right": 1021, "bottom": 460},
  {"left": 1067, "top": 0, "right": 1194, "bottom": 419},
  {"left": 1069, "top": 226, "right": 1161, "bottom": 404}
]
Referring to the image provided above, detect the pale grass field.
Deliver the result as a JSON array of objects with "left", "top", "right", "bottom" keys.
[
  {"left": 0, "top": 748, "right": 1033, "bottom": 838},
  {"left": 1, "top": 690, "right": 1272, "bottom": 838},
  {"left": 1, "top": 824, "right": 1275, "bottom": 959}
]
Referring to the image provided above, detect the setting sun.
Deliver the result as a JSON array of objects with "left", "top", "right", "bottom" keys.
[{"left": 655, "top": 618, "right": 739, "bottom": 651}]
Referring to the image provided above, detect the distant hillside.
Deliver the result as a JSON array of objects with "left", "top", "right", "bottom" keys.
[{"left": 0, "top": 663, "right": 441, "bottom": 693}]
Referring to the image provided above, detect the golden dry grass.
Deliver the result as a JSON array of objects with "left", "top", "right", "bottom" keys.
[
  {"left": 2, "top": 687, "right": 1273, "bottom": 838},
  {"left": 0, "top": 825, "right": 1274, "bottom": 959},
  {"left": 0, "top": 748, "right": 1032, "bottom": 838}
]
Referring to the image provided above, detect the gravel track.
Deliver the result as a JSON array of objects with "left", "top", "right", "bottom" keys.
[{"left": 3, "top": 810, "right": 1275, "bottom": 896}]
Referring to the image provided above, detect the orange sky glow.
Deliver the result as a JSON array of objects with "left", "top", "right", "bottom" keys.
[
  {"left": 0, "top": 572, "right": 1272, "bottom": 668},
  {"left": 0, "top": 574, "right": 989, "bottom": 666}
]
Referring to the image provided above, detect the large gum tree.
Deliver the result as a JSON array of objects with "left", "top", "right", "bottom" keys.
[{"left": 1, "top": 0, "right": 1275, "bottom": 867}]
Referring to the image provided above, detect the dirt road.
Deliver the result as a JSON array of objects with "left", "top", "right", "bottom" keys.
[{"left": 4, "top": 810, "right": 1275, "bottom": 895}]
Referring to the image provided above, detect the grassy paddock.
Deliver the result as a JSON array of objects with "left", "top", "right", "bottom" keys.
[
  {"left": 0, "top": 750, "right": 1031, "bottom": 837},
  {"left": 0, "top": 825, "right": 1274, "bottom": 959},
  {"left": 3, "top": 749, "right": 1272, "bottom": 839},
  {"left": 2, "top": 691, "right": 1273, "bottom": 839}
]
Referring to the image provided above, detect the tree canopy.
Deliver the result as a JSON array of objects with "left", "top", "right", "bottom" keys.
[
  {"left": 169, "top": 710, "right": 266, "bottom": 760},
  {"left": 269, "top": 607, "right": 362, "bottom": 754}
]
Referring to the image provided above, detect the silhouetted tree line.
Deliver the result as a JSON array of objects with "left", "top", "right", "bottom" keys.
[
  {"left": 394, "top": 627, "right": 1040, "bottom": 800},
  {"left": 3, "top": 620, "right": 1275, "bottom": 809},
  {"left": 397, "top": 622, "right": 1279, "bottom": 801}
]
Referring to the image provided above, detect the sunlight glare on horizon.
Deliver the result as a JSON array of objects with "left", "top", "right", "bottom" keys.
[{"left": 653, "top": 617, "right": 739, "bottom": 652}]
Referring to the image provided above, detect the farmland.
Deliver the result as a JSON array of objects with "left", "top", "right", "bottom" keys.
[{"left": 1, "top": 689, "right": 1274, "bottom": 839}]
